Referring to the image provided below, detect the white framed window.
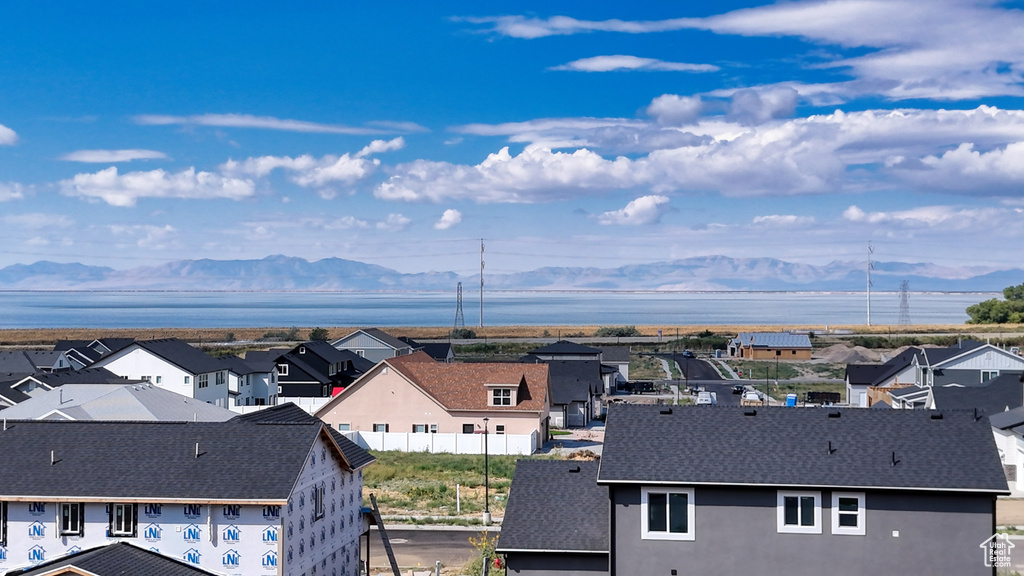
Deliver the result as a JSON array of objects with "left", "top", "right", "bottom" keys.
[
  {"left": 336, "top": 423, "right": 351, "bottom": 432},
  {"left": 155, "top": 376, "right": 162, "bottom": 384},
  {"left": 329, "top": 364, "right": 336, "bottom": 376},
  {"left": 777, "top": 491, "right": 821, "bottom": 534},
  {"left": 641, "top": 487, "right": 694, "bottom": 541},
  {"left": 299, "top": 346, "right": 306, "bottom": 355},
  {"left": 491, "top": 388, "right": 512, "bottom": 406},
  {"left": 59, "top": 502, "right": 85, "bottom": 536},
  {"left": 277, "top": 364, "right": 289, "bottom": 376},
  {"left": 373, "top": 423, "right": 389, "bottom": 432},
  {"left": 496, "top": 425, "right": 505, "bottom": 434},
  {"left": 412, "top": 424, "right": 427, "bottom": 433},
  {"left": 197, "top": 374, "right": 209, "bottom": 389},
  {"left": 831, "top": 492, "right": 865, "bottom": 535},
  {"left": 313, "top": 483, "right": 325, "bottom": 521},
  {"left": 109, "top": 503, "right": 137, "bottom": 537},
  {"left": 429, "top": 424, "right": 438, "bottom": 433},
  {"left": 141, "top": 375, "right": 151, "bottom": 382},
  {"left": 356, "top": 350, "right": 365, "bottom": 357},
  {"left": 184, "top": 376, "right": 190, "bottom": 385},
  {"left": 215, "top": 371, "right": 226, "bottom": 385},
  {"left": 982, "top": 370, "right": 999, "bottom": 382}
]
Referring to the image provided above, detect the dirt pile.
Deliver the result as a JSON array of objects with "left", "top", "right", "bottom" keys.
[{"left": 815, "top": 344, "right": 881, "bottom": 364}]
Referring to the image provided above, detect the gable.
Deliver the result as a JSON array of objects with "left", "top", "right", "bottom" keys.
[{"left": 935, "top": 346, "right": 1024, "bottom": 371}]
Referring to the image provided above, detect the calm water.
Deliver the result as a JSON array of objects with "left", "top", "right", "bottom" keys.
[{"left": 0, "top": 290, "right": 993, "bottom": 329}]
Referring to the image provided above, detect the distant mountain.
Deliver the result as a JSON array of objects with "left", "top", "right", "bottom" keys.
[{"left": 0, "top": 255, "right": 1017, "bottom": 292}]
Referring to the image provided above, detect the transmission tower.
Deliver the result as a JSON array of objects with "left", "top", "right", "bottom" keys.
[
  {"left": 866, "top": 241, "right": 875, "bottom": 326},
  {"left": 454, "top": 282, "right": 465, "bottom": 329},
  {"left": 898, "top": 280, "right": 911, "bottom": 325}
]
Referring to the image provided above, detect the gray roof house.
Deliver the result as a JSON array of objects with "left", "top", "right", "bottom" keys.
[
  {"left": 497, "top": 460, "right": 608, "bottom": 574},
  {"left": 0, "top": 367, "right": 127, "bottom": 409},
  {"left": 505, "top": 404, "right": 1007, "bottom": 576},
  {"left": 90, "top": 338, "right": 230, "bottom": 407},
  {"left": 331, "top": 328, "right": 414, "bottom": 364},
  {"left": 0, "top": 404, "right": 374, "bottom": 575},
  {"left": 53, "top": 338, "right": 135, "bottom": 370},
  {"left": 0, "top": 383, "right": 238, "bottom": 421}
]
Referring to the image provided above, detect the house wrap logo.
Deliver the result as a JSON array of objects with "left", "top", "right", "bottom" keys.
[
  {"left": 183, "top": 504, "right": 203, "bottom": 519},
  {"left": 28, "top": 522, "right": 46, "bottom": 540},
  {"left": 182, "top": 524, "right": 203, "bottom": 544},
  {"left": 222, "top": 505, "right": 240, "bottom": 520},
  {"left": 28, "top": 503, "right": 45, "bottom": 516},
  {"left": 28, "top": 546, "right": 45, "bottom": 563},
  {"left": 222, "top": 549, "right": 241, "bottom": 569},
  {"left": 262, "top": 550, "right": 278, "bottom": 570},
  {"left": 183, "top": 548, "right": 202, "bottom": 565},
  {"left": 981, "top": 533, "right": 1016, "bottom": 568},
  {"left": 0, "top": 545, "right": 8, "bottom": 561},
  {"left": 262, "top": 505, "right": 281, "bottom": 520},
  {"left": 144, "top": 504, "right": 162, "bottom": 518},
  {"left": 143, "top": 524, "right": 162, "bottom": 542},
  {"left": 262, "top": 526, "right": 279, "bottom": 545},
  {"left": 222, "top": 524, "right": 241, "bottom": 544}
]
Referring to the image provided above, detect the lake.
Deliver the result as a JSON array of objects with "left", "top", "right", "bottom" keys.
[{"left": 0, "top": 290, "right": 993, "bottom": 329}]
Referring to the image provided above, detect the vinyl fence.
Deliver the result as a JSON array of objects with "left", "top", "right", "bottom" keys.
[{"left": 342, "top": 430, "right": 537, "bottom": 455}]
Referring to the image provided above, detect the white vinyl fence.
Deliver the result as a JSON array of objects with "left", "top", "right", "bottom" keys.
[
  {"left": 228, "top": 396, "right": 331, "bottom": 415},
  {"left": 342, "top": 431, "right": 537, "bottom": 455}
]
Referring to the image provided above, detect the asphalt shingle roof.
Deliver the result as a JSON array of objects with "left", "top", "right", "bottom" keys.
[
  {"left": 931, "top": 373, "right": 1024, "bottom": 414},
  {"left": 544, "top": 360, "right": 602, "bottom": 405},
  {"left": 497, "top": 460, "right": 608, "bottom": 554},
  {"left": 0, "top": 408, "right": 373, "bottom": 501},
  {"left": 237, "top": 403, "right": 376, "bottom": 470},
  {"left": 597, "top": 404, "right": 1008, "bottom": 493},
  {"left": 112, "top": 339, "right": 224, "bottom": 375},
  {"left": 529, "top": 340, "right": 602, "bottom": 355},
  {"left": 3, "top": 542, "right": 218, "bottom": 576}
]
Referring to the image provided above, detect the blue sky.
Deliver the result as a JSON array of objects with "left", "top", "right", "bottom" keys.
[{"left": 1, "top": 0, "right": 1023, "bottom": 281}]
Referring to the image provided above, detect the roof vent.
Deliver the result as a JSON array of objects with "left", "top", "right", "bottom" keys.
[
  {"left": 659, "top": 407, "right": 673, "bottom": 415},
  {"left": 930, "top": 413, "right": 943, "bottom": 420},
  {"left": 569, "top": 465, "right": 581, "bottom": 473},
  {"left": 828, "top": 410, "right": 841, "bottom": 418},
  {"left": 743, "top": 408, "right": 757, "bottom": 416}
]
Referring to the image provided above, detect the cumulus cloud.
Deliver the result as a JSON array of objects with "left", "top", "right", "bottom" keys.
[
  {"left": 647, "top": 95, "right": 705, "bottom": 126},
  {"left": 0, "top": 123, "right": 17, "bottom": 145},
  {"left": 134, "top": 113, "right": 425, "bottom": 135},
  {"left": 752, "top": 214, "right": 816, "bottom": 226},
  {"left": 597, "top": 195, "right": 672, "bottom": 225},
  {"left": 890, "top": 142, "right": 1024, "bottom": 194},
  {"left": 377, "top": 213, "right": 411, "bottom": 231},
  {"left": 434, "top": 209, "right": 463, "bottom": 230},
  {"left": 727, "top": 87, "right": 799, "bottom": 125},
  {"left": 60, "top": 167, "right": 255, "bottom": 207},
  {"left": 61, "top": 149, "right": 168, "bottom": 163},
  {"left": 550, "top": 55, "right": 718, "bottom": 73},
  {"left": 108, "top": 224, "right": 178, "bottom": 248},
  {"left": 0, "top": 182, "right": 26, "bottom": 202},
  {"left": 452, "top": 117, "right": 705, "bottom": 154}
]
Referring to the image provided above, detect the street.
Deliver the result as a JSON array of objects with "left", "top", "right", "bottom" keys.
[{"left": 367, "top": 527, "right": 480, "bottom": 574}]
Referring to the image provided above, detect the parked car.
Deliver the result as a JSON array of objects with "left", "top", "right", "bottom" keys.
[
  {"left": 682, "top": 350, "right": 696, "bottom": 358},
  {"left": 732, "top": 384, "right": 745, "bottom": 394},
  {"left": 740, "top": 391, "right": 762, "bottom": 406},
  {"left": 696, "top": 391, "right": 717, "bottom": 405}
]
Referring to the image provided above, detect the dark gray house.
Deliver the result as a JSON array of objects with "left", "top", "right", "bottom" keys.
[
  {"left": 249, "top": 341, "right": 373, "bottom": 398},
  {"left": 502, "top": 404, "right": 1008, "bottom": 576}
]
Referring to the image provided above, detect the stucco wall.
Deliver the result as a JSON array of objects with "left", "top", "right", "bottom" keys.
[{"left": 610, "top": 485, "right": 995, "bottom": 576}]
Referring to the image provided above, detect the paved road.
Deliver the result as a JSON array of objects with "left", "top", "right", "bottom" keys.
[{"left": 367, "top": 528, "right": 479, "bottom": 573}]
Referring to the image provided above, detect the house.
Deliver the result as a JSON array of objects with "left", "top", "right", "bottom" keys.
[
  {"left": 251, "top": 341, "right": 373, "bottom": 398},
  {"left": 729, "top": 332, "right": 812, "bottom": 359},
  {"left": 315, "top": 351, "right": 550, "bottom": 452},
  {"left": 89, "top": 338, "right": 230, "bottom": 407},
  {"left": 848, "top": 341, "right": 1024, "bottom": 407},
  {"left": 216, "top": 355, "right": 279, "bottom": 407},
  {"left": 3, "top": 541, "right": 218, "bottom": 576},
  {"left": 497, "top": 460, "right": 608, "bottom": 575},
  {"left": 22, "top": 351, "right": 72, "bottom": 373},
  {"left": 596, "top": 347, "right": 630, "bottom": 392},
  {"left": 331, "top": 328, "right": 414, "bottom": 363},
  {"left": 0, "top": 368, "right": 127, "bottom": 409},
  {"left": 536, "top": 361, "right": 603, "bottom": 428},
  {"left": 53, "top": 338, "right": 135, "bottom": 370},
  {"left": 528, "top": 341, "right": 602, "bottom": 362},
  {"left": 0, "top": 404, "right": 375, "bottom": 576},
  {"left": 397, "top": 337, "right": 455, "bottom": 363},
  {"left": 0, "top": 351, "right": 40, "bottom": 384},
  {"left": 889, "top": 372, "right": 1024, "bottom": 411},
  {"left": 0, "top": 383, "right": 238, "bottom": 421},
  {"left": 991, "top": 406, "right": 1024, "bottom": 494},
  {"left": 504, "top": 404, "right": 1006, "bottom": 576}
]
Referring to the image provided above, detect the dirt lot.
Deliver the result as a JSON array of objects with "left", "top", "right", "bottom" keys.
[{"left": 998, "top": 498, "right": 1024, "bottom": 526}]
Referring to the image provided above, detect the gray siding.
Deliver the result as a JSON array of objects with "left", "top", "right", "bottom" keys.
[
  {"left": 610, "top": 485, "right": 995, "bottom": 576},
  {"left": 505, "top": 553, "right": 608, "bottom": 576}
]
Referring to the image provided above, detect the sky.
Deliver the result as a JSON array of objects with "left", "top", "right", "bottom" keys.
[{"left": 1, "top": 0, "right": 1024, "bottom": 278}]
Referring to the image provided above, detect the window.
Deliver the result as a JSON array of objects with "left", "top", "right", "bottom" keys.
[
  {"left": 216, "top": 371, "right": 226, "bottom": 385},
  {"left": 313, "top": 483, "right": 325, "bottom": 521},
  {"left": 412, "top": 424, "right": 427, "bottom": 433},
  {"left": 641, "top": 487, "right": 694, "bottom": 540},
  {"left": 109, "top": 503, "right": 137, "bottom": 537},
  {"left": 0, "top": 501, "right": 7, "bottom": 546},
  {"left": 329, "top": 364, "right": 336, "bottom": 376},
  {"left": 496, "top": 425, "right": 505, "bottom": 435},
  {"left": 155, "top": 376, "right": 162, "bottom": 384},
  {"left": 336, "top": 423, "right": 351, "bottom": 432},
  {"left": 373, "top": 423, "right": 389, "bottom": 432},
  {"left": 492, "top": 388, "right": 512, "bottom": 406},
  {"left": 831, "top": 492, "right": 865, "bottom": 535},
  {"left": 777, "top": 491, "right": 821, "bottom": 534},
  {"left": 462, "top": 423, "right": 475, "bottom": 434},
  {"left": 982, "top": 370, "right": 999, "bottom": 382},
  {"left": 197, "top": 374, "right": 209, "bottom": 389},
  {"left": 60, "top": 502, "right": 85, "bottom": 536},
  {"left": 278, "top": 364, "right": 289, "bottom": 376},
  {"left": 776, "top": 350, "right": 781, "bottom": 356},
  {"left": 356, "top": 350, "right": 365, "bottom": 357},
  {"left": 184, "top": 376, "right": 190, "bottom": 385},
  {"left": 299, "top": 346, "right": 306, "bottom": 355},
  {"left": 141, "top": 375, "right": 151, "bottom": 382},
  {"left": 429, "top": 424, "right": 438, "bottom": 433}
]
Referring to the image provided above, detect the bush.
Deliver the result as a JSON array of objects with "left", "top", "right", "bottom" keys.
[
  {"left": 594, "top": 326, "right": 641, "bottom": 337},
  {"left": 260, "top": 327, "right": 299, "bottom": 341},
  {"left": 451, "top": 328, "right": 477, "bottom": 339},
  {"left": 309, "top": 327, "right": 330, "bottom": 341}
]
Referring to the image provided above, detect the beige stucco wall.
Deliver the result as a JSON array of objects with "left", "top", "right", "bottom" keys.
[
  {"left": 743, "top": 347, "right": 812, "bottom": 360},
  {"left": 317, "top": 365, "right": 547, "bottom": 439}
]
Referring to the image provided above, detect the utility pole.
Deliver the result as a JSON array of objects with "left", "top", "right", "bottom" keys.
[
  {"left": 866, "top": 241, "right": 875, "bottom": 327},
  {"left": 479, "top": 239, "right": 485, "bottom": 328}
]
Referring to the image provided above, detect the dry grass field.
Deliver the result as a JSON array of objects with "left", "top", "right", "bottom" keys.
[{"left": 1, "top": 323, "right": 1021, "bottom": 347}]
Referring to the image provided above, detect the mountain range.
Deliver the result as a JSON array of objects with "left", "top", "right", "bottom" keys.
[{"left": 0, "top": 255, "right": 1018, "bottom": 292}]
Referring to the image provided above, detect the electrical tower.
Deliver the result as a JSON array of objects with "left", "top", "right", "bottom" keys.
[
  {"left": 898, "top": 280, "right": 911, "bottom": 325},
  {"left": 866, "top": 241, "right": 875, "bottom": 326},
  {"left": 454, "top": 282, "right": 465, "bottom": 329}
]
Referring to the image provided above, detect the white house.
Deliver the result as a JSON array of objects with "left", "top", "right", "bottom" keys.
[
  {"left": 90, "top": 338, "right": 230, "bottom": 407},
  {"left": 0, "top": 404, "right": 375, "bottom": 576}
]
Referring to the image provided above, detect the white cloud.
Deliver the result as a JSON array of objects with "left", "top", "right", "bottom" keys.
[
  {"left": 842, "top": 204, "right": 1002, "bottom": 229},
  {"left": 727, "top": 87, "right": 799, "bottom": 125},
  {"left": 551, "top": 55, "right": 718, "bottom": 73},
  {"left": 60, "top": 167, "right": 255, "bottom": 207},
  {"left": 134, "top": 113, "right": 425, "bottom": 135},
  {"left": 0, "top": 182, "right": 26, "bottom": 202},
  {"left": 461, "top": 15, "right": 697, "bottom": 39},
  {"left": 452, "top": 117, "right": 704, "bottom": 154},
  {"left": 597, "top": 195, "right": 672, "bottom": 225},
  {"left": 377, "top": 213, "right": 411, "bottom": 231},
  {"left": 434, "top": 209, "right": 463, "bottom": 230},
  {"left": 647, "top": 95, "right": 704, "bottom": 125},
  {"left": 61, "top": 149, "right": 168, "bottom": 163},
  {"left": 108, "top": 224, "right": 178, "bottom": 248},
  {"left": 0, "top": 123, "right": 17, "bottom": 145},
  {"left": 355, "top": 137, "right": 406, "bottom": 158},
  {"left": 891, "top": 142, "right": 1024, "bottom": 194},
  {"left": 752, "top": 214, "right": 816, "bottom": 226}
]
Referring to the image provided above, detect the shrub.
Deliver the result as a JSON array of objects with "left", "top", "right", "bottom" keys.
[
  {"left": 451, "top": 328, "right": 477, "bottom": 339},
  {"left": 594, "top": 326, "right": 641, "bottom": 337},
  {"left": 309, "top": 327, "right": 330, "bottom": 341}
]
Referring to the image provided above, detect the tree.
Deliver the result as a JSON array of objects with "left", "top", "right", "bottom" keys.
[
  {"left": 309, "top": 327, "right": 330, "bottom": 341},
  {"left": 966, "top": 282, "right": 1024, "bottom": 324}
]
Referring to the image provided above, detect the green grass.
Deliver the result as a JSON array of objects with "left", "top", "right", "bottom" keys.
[
  {"left": 765, "top": 382, "right": 847, "bottom": 402},
  {"left": 630, "top": 354, "right": 669, "bottom": 380},
  {"left": 722, "top": 359, "right": 801, "bottom": 380}
]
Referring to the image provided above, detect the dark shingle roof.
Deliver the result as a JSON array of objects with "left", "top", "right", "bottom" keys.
[
  {"left": 931, "top": 373, "right": 1024, "bottom": 414},
  {"left": 529, "top": 340, "right": 602, "bottom": 355},
  {"left": 3, "top": 541, "right": 217, "bottom": 576},
  {"left": 32, "top": 367, "right": 125, "bottom": 387},
  {"left": 991, "top": 405, "right": 1024, "bottom": 430},
  {"left": 545, "top": 361, "right": 602, "bottom": 405},
  {"left": 0, "top": 411, "right": 372, "bottom": 501},
  {"left": 921, "top": 339, "right": 987, "bottom": 364},
  {"left": 0, "top": 351, "right": 37, "bottom": 374},
  {"left": 598, "top": 404, "right": 1007, "bottom": 493},
  {"left": 237, "top": 403, "right": 376, "bottom": 470},
  {"left": 116, "top": 339, "right": 224, "bottom": 374},
  {"left": 497, "top": 460, "right": 608, "bottom": 554},
  {"left": 597, "top": 346, "right": 630, "bottom": 363}
]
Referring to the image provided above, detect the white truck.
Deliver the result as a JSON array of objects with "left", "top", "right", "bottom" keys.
[{"left": 696, "top": 391, "right": 718, "bottom": 405}]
